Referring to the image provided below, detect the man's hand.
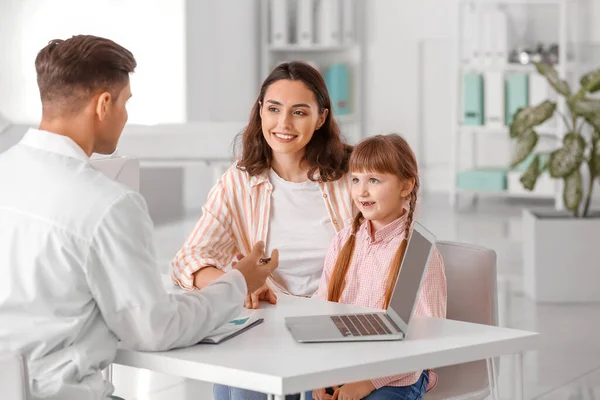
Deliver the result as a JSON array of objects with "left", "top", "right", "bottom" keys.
[
  {"left": 233, "top": 242, "right": 278, "bottom": 294},
  {"left": 332, "top": 381, "right": 375, "bottom": 400},
  {"left": 245, "top": 283, "right": 277, "bottom": 309}
]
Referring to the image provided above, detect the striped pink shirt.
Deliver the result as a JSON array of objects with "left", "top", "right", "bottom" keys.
[
  {"left": 170, "top": 163, "right": 355, "bottom": 294},
  {"left": 315, "top": 212, "right": 447, "bottom": 391}
]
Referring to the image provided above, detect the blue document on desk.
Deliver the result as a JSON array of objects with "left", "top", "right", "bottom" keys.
[{"left": 199, "top": 310, "right": 264, "bottom": 344}]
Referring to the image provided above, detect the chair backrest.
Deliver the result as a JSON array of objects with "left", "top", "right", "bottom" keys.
[
  {"left": 436, "top": 241, "right": 498, "bottom": 327},
  {"left": 90, "top": 156, "right": 140, "bottom": 192},
  {"left": 0, "top": 353, "right": 30, "bottom": 400}
]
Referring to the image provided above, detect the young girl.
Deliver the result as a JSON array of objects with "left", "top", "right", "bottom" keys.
[{"left": 310, "top": 134, "right": 447, "bottom": 400}]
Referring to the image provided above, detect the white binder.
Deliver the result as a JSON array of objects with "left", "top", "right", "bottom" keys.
[
  {"left": 296, "top": 0, "right": 314, "bottom": 46},
  {"left": 481, "top": 9, "right": 494, "bottom": 66},
  {"left": 484, "top": 71, "right": 505, "bottom": 128},
  {"left": 492, "top": 9, "right": 508, "bottom": 65},
  {"left": 316, "top": 0, "right": 341, "bottom": 46},
  {"left": 461, "top": 4, "right": 478, "bottom": 64},
  {"left": 270, "top": 0, "right": 289, "bottom": 47},
  {"left": 341, "top": 0, "right": 355, "bottom": 44}
]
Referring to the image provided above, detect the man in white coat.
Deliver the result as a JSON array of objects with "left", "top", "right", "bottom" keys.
[{"left": 0, "top": 35, "right": 279, "bottom": 400}]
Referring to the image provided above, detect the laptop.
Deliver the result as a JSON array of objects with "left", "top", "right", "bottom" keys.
[{"left": 285, "top": 221, "right": 436, "bottom": 343}]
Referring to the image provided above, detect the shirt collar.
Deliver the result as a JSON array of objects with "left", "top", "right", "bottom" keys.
[
  {"left": 19, "top": 128, "right": 89, "bottom": 162},
  {"left": 247, "top": 166, "right": 322, "bottom": 188},
  {"left": 249, "top": 170, "right": 270, "bottom": 188},
  {"left": 361, "top": 204, "right": 410, "bottom": 243}
]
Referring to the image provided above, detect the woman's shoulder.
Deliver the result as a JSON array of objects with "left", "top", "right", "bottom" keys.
[
  {"left": 217, "top": 161, "right": 263, "bottom": 187},
  {"left": 321, "top": 171, "right": 353, "bottom": 191}
]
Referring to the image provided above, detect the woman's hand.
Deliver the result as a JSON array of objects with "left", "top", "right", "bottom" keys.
[
  {"left": 332, "top": 381, "right": 375, "bottom": 400},
  {"left": 245, "top": 283, "right": 277, "bottom": 309},
  {"left": 232, "top": 253, "right": 277, "bottom": 309}
]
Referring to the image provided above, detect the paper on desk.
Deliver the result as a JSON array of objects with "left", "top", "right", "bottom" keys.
[{"left": 199, "top": 309, "right": 264, "bottom": 344}]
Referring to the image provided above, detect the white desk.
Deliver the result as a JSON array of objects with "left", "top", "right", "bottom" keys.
[{"left": 114, "top": 294, "right": 538, "bottom": 400}]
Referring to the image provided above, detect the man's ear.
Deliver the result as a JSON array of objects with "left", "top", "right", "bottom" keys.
[
  {"left": 95, "top": 92, "right": 112, "bottom": 121},
  {"left": 316, "top": 108, "right": 329, "bottom": 130},
  {"left": 401, "top": 178, "right": 416, "bottom": 197}
]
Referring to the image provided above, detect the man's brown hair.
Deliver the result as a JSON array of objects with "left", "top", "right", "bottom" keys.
[{"left": 35, "top": 35, "right": 137, "bottom": 115}]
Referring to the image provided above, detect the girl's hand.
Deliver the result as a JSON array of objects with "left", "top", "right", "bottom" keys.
[
  {"left": 311, "top": 386, "right": 339, "bottom": 400},
  {"left": 332, "top": 381, "right": 375, "bottom": 400}
]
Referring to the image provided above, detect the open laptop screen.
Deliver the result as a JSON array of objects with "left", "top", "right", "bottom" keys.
[{"left": 388, "top": 227, "right": 434, "bottom": 324}]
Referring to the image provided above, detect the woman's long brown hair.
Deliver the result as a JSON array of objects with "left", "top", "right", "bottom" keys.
[
  {"left": 327, "top": 134, "right": 420, "bottom": 308},
  {"left": 233, "top": 61, "right": 352, "bottom": 182}
]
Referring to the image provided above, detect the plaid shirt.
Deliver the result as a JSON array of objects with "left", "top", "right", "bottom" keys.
[{"left": 315, "top": 212, "right": 447, "bottom": 391}]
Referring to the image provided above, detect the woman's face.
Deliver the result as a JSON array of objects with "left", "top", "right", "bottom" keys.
[{"left": 260, "top": 79, "right": 328, "bottom": 159}]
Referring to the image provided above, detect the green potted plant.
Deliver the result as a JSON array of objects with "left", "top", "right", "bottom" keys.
[{"left": 509, "top": 62, "right": 600, "bottom": 303}]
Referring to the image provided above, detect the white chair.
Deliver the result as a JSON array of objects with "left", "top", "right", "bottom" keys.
[
  {"left": 426, "top": 241, "right": 500, "bottom": 400},
  {"left": 0, "top": 352, "right": 30, "bottom": 400}
]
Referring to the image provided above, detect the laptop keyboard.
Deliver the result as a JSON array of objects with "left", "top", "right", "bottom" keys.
[{"left": 330, "top": 314, "right": 401, "bottom": 337}]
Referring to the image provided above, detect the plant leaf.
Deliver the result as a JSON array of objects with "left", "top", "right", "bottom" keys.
[
  {"left": 509, "top": 101, "right": 556, "bottom": 138},
  {"left": 534, "top": 62, "right": 571, "bottom": 96},
  {"left": 563, "top": 169, "right": 583, "bottom": 213},
  {"left": 593, "top": 136, "right": 600, "bottom": 178},
  {"left": 520, "top": 154, "right": 542, "bottom": 191},
  {"left": 510, "top": 130, "right": 539, "bottom": 168},
  {"left": 568, "top": 97, "right": 600, "bottom": 133},
  {"left": 580, "top": 68, "right": 600, "bottom": 93},
  {"left": 548, "top": 133, "right": 586, "bottom": 178}
]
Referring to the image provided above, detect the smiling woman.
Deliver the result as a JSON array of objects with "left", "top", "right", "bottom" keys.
[
  {"left": 171, "top": 62, "right": 356, "bottom": 314},
  {"left": 180, "top": 62, "right": 359, "bottom": 400}
]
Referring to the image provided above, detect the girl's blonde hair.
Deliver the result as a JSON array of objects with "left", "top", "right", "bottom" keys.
[{"left": 327, "top": 134, "right": 420, "bottom": 308}]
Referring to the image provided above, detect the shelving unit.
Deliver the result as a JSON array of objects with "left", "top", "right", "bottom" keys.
[
  {"left": 259, "top": 0, "right": 366, "bottom": 144},
  {"left": 450, "top": 0, "right": 581, "bottom": 209}
]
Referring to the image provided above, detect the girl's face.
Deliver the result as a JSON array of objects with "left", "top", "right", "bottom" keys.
[
  {"left": 259, "top": 79, "right": 327, "bottom": 159},
  {"left": 351, "top": 171, "right": 415, "bottom": 231}
]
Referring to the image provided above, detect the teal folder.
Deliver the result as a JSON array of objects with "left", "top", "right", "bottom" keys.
[
  {"left": 505, "top": 73, "right": 529, "bottom": 126},
  {"left": 457, "top": 168, "right": 509, "bottom": 192},
  {"left": 324, "top": 63, "right": 351, "bottom": 115},
  {"left": 462, "top": 73, "right": 484, "bottom": 125}
]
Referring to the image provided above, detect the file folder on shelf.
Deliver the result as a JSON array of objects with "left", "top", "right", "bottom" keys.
[
  {"left": 462, "top": 73, "right": 484, "bottom": 126},
  {"left": 505, "top": 73, "right": 529, "bottom": 126}
]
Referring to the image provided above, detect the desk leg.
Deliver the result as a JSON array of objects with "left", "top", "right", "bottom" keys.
[
  {"left": 515, "top": 352, "right": 524, "bottom": 400},
  {"left": 102, "top": 364, "right": 113, "bottom": 384},
  {"left": 486, "top": 358, "right": 499, "bottom": 400},
  {"left": 491, "top": 357, "right": 500, "bottom": 400}
]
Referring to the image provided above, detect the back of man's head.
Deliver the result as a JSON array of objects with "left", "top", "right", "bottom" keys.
[{"left": 35, "top": 35, "right": 137, "bottom": 118}]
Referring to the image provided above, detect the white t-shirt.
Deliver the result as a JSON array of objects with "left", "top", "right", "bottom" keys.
[{"left": 266, "top": 169, "right": 337, "bottom": 296}]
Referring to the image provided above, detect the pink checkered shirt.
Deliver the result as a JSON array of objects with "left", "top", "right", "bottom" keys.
[{"left": 314, "top": 213, "right": 447, "bottom": 392}]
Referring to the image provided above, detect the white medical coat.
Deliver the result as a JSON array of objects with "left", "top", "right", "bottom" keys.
[{"left": 0, "top": 129, "right": 247, "bottom": 399}]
